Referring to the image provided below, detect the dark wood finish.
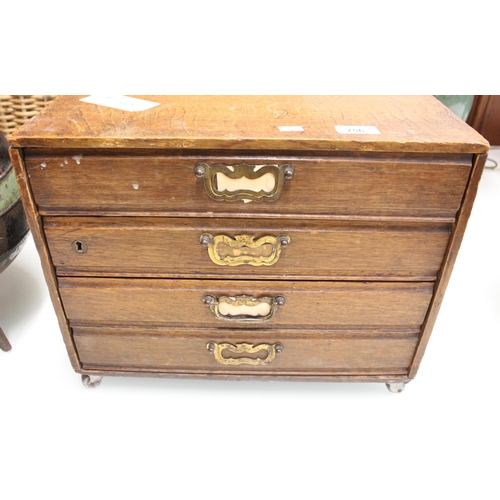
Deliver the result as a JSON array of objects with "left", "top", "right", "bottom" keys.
[
  {"left": 8, "top": 96, "right": 489, "bottom": 153},
  {"left": 26, "top": 154, "right": 471, "bottom": 217},
  {"left": 44, "top": 216, "right": 451, "bottom": 280},
  {"left": 73, "top": 326, "right": 418, "bottom": 375},
  {"left": 58, "top": 278, "right": 433, "bottom": 329},
  {"left": 467, "top": 96, "right": 500, "bottom": 145}
]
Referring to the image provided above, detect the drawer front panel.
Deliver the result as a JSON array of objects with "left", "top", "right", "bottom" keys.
[
  {"left": 26, "top": 154, "right": 471, "bottom": 217},
  {"left": 73, "top": 326, "right": 418, "bottom": 375},
  {"left": 59, "top": 278, "right": 433, "bottom": 329},
  {"left": 45, "top": 217, "right": 451, "bottom": 280}
]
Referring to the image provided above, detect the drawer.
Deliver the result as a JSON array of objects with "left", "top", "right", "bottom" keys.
[
  {"left": 73, "top": 326, "right": 419, "bottom": 375},
  {"left": 45, "top": 217, "right": 451, "bottom": 280},
  {"left": 26, "top": 153, "right": 471, "bottom": 217},
  {"left": 59, "top": 278, "right": 433, "bottom": 329}
]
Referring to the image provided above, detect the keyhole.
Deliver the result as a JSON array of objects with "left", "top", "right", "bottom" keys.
[{"left": 71, "top": 240, "right": 88, "bottom": 254}]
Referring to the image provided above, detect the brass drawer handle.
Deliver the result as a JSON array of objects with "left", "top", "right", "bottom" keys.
[
  {"left": 203, "top": 294, "right": 285, "bottom": 322},
  {"left": 206, "top": 342, "right": 283, "bottom": 366},
  {"left": 200, "top": 233, "right": 290, "bottom": 267},
  {"left": 194, "top": 162, "right": 294, "bottom": 202}
]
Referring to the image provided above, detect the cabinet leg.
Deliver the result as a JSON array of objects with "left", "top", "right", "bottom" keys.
[
  {"left": 81, "top": 375, "right": 103, "bottom": 388},
  {"left": 385, "top": 382, "right": 406, "bottom": 393},
  {"left": 0, "top": 328, "right": 12, "bottom": 352}
]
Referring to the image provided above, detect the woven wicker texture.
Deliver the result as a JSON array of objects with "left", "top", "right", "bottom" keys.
[{"left": 0, "top": 95, "right": 56, "bottom": 135}]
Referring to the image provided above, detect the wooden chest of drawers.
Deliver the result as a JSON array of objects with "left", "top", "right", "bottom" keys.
[{"left": 9, "top": 95, "right": 489, "bottom": 391}]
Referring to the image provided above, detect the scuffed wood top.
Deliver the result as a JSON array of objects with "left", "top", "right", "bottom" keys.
[{"left": 9, "top": 95, "right": 489, "bottom": 153}]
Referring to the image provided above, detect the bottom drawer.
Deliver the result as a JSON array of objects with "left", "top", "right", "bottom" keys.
[{"left": 73, "top": 327, "right": 419, "bottom": 376}]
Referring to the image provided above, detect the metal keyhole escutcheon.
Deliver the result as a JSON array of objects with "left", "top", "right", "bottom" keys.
[{"left": 71, "top": 240, "right": 88, "bottom": 254}]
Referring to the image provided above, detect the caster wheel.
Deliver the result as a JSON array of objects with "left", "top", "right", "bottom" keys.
[
  {"left": 81, "top": 375, "right": 103, "bottom": 388},
  {"left": 386, "top": 382, "right": 406, "bottom": 393}
]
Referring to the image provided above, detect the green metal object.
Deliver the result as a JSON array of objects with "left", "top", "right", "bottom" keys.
[
  {"left": 1, "top": 131, "right": 29, "bottom": 273},
  {"left": 0, "top": 168, "right": 21, "bottom": 213},
  {"left": 434, "top": 95, "right": 475, "bottom": 122}
]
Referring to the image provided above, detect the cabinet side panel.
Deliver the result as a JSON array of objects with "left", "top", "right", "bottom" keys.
[
  {"left": 9, "top": 148, "right": 80, "bottom": 370},
  {"left": 408, "top": 152, "right": 487, "bottom": 378}
]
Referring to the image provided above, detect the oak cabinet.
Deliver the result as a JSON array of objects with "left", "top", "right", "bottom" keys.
[{"left": 9, "top": 95, "right": 489, "bottom": 391}]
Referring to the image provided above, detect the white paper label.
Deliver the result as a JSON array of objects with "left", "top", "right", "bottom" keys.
[
  {"left": 278, "top": 126, "right": 304, "bottom": 132},
  {"left": 335, "top": 125, "right": 380, "bottom": 134},
  {"left": 80, "top": 95, "right": 160, "bottom": 112}
]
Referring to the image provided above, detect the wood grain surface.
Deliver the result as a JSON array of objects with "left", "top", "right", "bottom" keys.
[
  {"left": 409, "top": 153, "right": 488, "bottom": 377},
  {"left": 8, "top": 95, "right": 490, "bottom": 385},
  {"left": 58, "top": 278, "right": 434, "bottom": 329},
  {"left": 73, "top": 326, "right": 418, "bottom": 375},
  {"left": 44, "top": 216, "right": 451, "bottom": 280},
  {"left": 26, "top": 153, "right": 472, "bottom": 217},
  {"left": 9, "top": 96, "right": 489, "bottom": 153},
  {"left": 8, "top": 149, "right": 80, "bottom": 369}
]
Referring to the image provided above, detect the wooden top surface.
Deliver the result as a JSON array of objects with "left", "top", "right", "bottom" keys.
[{"left": 9, "top": 95, "right": 489, "bottom": 153}]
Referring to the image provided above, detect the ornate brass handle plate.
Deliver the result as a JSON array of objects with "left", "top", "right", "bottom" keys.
[
  {"left": 203, "top": 294, "right": 285, "bottom": 322},
  {"left": 200, "top": 233, "right": 290, "bottom": 267},
  {"left": 194, "top": 162, "right": 294, "bottom": 202},
  {"left": 206, "top": 342, "right": 283, "bottom": 366}
]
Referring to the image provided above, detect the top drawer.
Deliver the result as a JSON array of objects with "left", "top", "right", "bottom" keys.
[{"left": 25, "top": 152, "right": 472, "bottom": 217}]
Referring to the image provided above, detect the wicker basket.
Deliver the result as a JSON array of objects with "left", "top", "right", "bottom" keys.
[{"left": 0, "top": 95, "right": 57, "bottom": 135}]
